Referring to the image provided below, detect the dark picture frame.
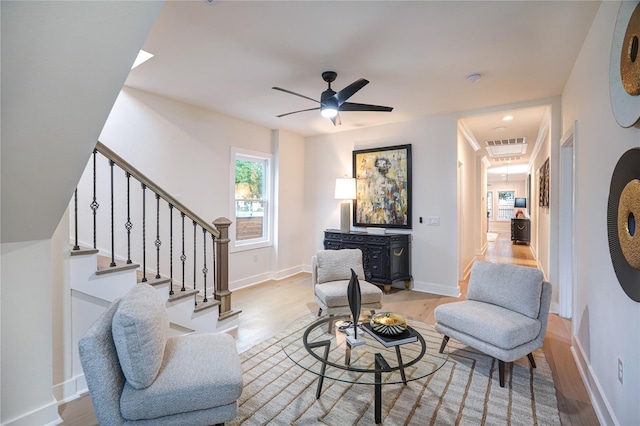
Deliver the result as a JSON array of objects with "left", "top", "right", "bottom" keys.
[
  {"left": 539, "top": 157, "right": 550, "bottom": 207},
  {"left": 352, "top": 144, "right": 412, "bottom": 229}
]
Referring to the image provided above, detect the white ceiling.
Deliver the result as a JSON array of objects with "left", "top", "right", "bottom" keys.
[{"left": 125, "top": 0, "right": 600, "bottom": 176}]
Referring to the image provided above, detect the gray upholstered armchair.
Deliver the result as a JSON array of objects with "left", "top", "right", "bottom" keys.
[
  {"left": 78, "top": 283, "right": 243, "bottom": 425},
  {"left": 434, "top": 261, "right": 551, "bottom": 387},
  {"left": 311, "top": 248, "right": 383, "bottom": 317}
]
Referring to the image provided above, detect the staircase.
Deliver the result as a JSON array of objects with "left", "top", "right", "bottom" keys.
[{"left": 68, "top": 141, "right": 240, "bottom": 336}]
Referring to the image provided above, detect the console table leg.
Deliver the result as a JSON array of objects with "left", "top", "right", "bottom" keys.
[
  {"left": 384, "top": 284, "right": 391, "bottom": 293},
  {"left": 404, "top": 281, "right": 411, "bottom": 289}
]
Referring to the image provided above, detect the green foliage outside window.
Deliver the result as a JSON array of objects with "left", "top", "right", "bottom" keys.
[{"left": 235, "top": 159, "right": 264, "bottom": 199}]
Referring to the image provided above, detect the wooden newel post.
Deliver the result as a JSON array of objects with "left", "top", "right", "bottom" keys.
[{"left": 213, "top": 217, "right": 232, "bottom": 318}]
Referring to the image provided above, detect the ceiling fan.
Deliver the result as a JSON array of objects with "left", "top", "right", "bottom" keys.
[{"left": 272, "top": 71, "right": 393, "bottom": 126}]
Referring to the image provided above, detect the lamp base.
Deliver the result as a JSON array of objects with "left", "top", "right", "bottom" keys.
[{"left": 340, "top": 202, "right": 351, "bottom": 233}]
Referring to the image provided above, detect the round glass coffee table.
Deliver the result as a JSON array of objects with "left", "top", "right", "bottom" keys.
[{"left": 282, "top": 313, "right": 448, "bottom": 424}]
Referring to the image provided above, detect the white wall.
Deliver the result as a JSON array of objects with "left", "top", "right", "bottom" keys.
[
  {"left": 1, "top": 240, "right": 59, "bottom": 425},
  {"left": 1, "top": 2, "right": 161, "bottom": 424},
  {"left": 562, "top": 2, "right": 640, "bottom": 424},
  {"left": 98, "top": 88, "right": 306, "bottom": 289},
  {"left": 272, "top": 130, "right": 306, "bottom": 278},
  {"left": 303, "top": 114, "right": 460, "bottom": 296}
]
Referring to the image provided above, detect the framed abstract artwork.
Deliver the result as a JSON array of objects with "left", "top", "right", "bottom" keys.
[{"left": 352, "top": 144, "right": 412, "bottom": 229}]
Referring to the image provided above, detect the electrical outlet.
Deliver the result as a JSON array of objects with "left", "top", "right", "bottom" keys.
[{"left": 618, "top": 358, "right": 624, "bottom": 384}]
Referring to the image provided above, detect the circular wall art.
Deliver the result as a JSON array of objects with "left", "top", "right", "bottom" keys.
[
  {"left": 610, "top": 1, "right": 640, "bottom": 128},
  {"left": 607, "top": 148, "right": 640, "bottom": 302}
]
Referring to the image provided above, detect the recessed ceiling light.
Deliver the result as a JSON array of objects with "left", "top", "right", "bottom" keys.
[
  {"left": 493, "top": 126, "right": 507, "bottom": 131},
  {"left": 502, "top": 115, "right": 514, "bottom": 121},
  {"left": 467, "top": 73, "right": 483, "bottom": 83},
  {"left": 131, "top": 50, "right": 154, "bottom": 70}
]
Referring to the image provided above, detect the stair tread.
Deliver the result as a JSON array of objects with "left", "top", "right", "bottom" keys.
[
  {"left": 138, "top": 276, "right": 171, "bottom": 286},
  {"left": 168, "top": 287, "right": 199, "bottom": 302},
  {"left": 194, "top": 298, "right": 221, "bottom": 313},
  {"left": 96, "top": 260, "right": 140, "bottom": 275},
  {"left": 69, "top": 246, "right": 99, "bottom": 256}
]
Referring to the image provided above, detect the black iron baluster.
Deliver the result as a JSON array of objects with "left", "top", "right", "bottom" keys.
[
  {"left": 109, "top": 160, "right": 116, "bottom": 267},
  {"left": 90, "top": 149, "right": 99, "bottom": 249},
  {"left": 193, "top": 221, "right": 197, "bottom": 306},
  {"left": 125, "top": 172, "right": 133, "bottom": 264},
  {"left": 141, "top": 184, "right": 147, "bottom": 282},
  {"left": 155, "top": 193, "right": 161, "bottom": 279},
  {"left": 73, "top": 189, "right": 80, "bottom": 250},
  {"left": 180, "top": 212, "right": 186, "bottom": 292},
  {"left": 202, "top": 229, "right": 208, "bottom": 303},
  {"left": 169, "top": 204, "right": 174, "bottom": 296}
]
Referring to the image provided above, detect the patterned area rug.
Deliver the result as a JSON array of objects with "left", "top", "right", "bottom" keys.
[{"left": 229, "top": 316, "right": 561, "bottom": 425}]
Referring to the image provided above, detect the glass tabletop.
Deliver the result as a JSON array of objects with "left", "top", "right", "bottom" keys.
[{"left": 282, "top": 313, "right": 448, "bottom": 386}]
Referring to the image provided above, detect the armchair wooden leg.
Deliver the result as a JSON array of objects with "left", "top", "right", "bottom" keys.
[
  {"left": 498, "top": 360, "right": 506, "bottom": 387},
  {"left": 317, "top": 308, "right": 323, "bottom": 317},
  {"left": 439, "top": 336, "right": 450, "bottom": 353},
  {"left": 527, "top": 353, "right": 537, "bottom": 369}
]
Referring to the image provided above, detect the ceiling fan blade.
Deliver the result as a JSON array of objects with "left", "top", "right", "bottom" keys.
[
  {"left": 276, "top": 107, "right": 320, "bottom": 118},
  {"left": 330, "top": 113, "right": 342, "bottom": 126},
  {"left": 340, "top": 102, "right": 393, "bottom": 112},
  {"left": 272, "top": 87, "right": 319, "bottom": 104},
  {"left": 335, "top": 78, "right": 369, "bottom": 105}
]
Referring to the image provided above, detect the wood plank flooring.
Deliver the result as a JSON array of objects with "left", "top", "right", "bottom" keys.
[{"left": 59, "top": 232, "right": 599, "bottom": 425}]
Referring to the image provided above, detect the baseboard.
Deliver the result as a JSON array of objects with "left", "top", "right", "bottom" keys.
[
  {"left": 271, "top": 265, "right": 304, "bottom": 280},
  {"left": 52, "top": 374, "right": 87, "bottom": 405},
  {"left": 412, "top": 280, "right": 460, "bottom": 297},
  {"left": 2, "top": 396, "right": 62, "bottom": 426},
  {"left": 571, "top": 335, "right": 616, "bottom": 426}
]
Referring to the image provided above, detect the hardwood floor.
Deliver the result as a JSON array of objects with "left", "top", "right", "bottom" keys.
[{"left": 59, "top": 232, "right": 599, "bottom": 425}]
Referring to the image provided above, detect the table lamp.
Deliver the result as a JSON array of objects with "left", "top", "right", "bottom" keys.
[{"left": 335, "top": 177, "right": 356, "bottom": 234}]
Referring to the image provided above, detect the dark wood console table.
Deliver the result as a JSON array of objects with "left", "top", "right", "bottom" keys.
[
  {"left": 511, "top": 218, "right": 531, "bottom": 245},
  {"left": 323, "top": 230, "right": 412, "bottom": 292}
]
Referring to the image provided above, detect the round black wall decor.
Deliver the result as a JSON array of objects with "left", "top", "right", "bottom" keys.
[
  {"left": 607, "top": 148, "right": 640, "bottom": 302},
  {"left": 610, "top": 1, "right": 640, "bottom": 127}
]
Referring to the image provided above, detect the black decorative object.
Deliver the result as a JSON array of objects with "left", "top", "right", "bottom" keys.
[
  {"left": 607, "top": 148, "right": 640, "bottom": 302},
  {"left": 346, "top": 268, "right": 366, "bottom": 346}
]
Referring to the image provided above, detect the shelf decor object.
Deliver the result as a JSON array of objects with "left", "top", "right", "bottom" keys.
[
  {"left": 370, "top": 312, "right": 407, "bottom": 335},
  {"left": 607, "top": 148, "right": 640, "bottom": 302},
  {"left": 353, "top": 144, "right": 412, "bottom": 229},
  {"left": 610, "top": 1, "right": 640, "bottom": 128},
  {"left": 346, "top": 268, "right": 366, "bottom": 347}
]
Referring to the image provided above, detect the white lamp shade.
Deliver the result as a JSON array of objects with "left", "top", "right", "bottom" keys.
[{"left": 335, "top": 178, "right": 356, "bottom": 200}]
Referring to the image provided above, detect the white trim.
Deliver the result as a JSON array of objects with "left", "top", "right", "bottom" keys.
[
  {"left": 571, "top": 335, "right": 617, "bottom": 426},
  {"left": 412, "top": 280, "right": 461, "bottom": 297},
  {"left": 2, "top": 397, "right": 62, "bottom": 426},
  {"left": 558, "top": 121, "right": 577, "bottom": 320}
]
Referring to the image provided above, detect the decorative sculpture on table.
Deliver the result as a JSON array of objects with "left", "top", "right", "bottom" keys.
[{"left": 346, "top": 268, "right": 366, "bottom": 346}]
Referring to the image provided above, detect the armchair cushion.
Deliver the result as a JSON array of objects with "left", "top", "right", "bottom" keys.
[
  {"left": 112, "top": 284, "right": 168, "bottom": 390},
  {"left": 316, "top": 249, "right": 365, "bottom": 284},
  {"left": 466, "top": 261, "right": 544, "bottom": 318},
  {"left": 120, "top": 333, "right": 243, "bottom": 420},
  {"left": 315, "top": 279, "right": 384, "bottom": 308},
  {"left": 434, "top": 300, "right": 541, "bottom": 350}
]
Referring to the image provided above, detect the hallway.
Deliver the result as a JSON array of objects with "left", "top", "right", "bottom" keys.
[{"left": 479, "top": 231, "right": 538, "bottom": 268}]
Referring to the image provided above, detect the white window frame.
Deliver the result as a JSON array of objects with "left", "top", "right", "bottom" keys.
[{"left": 229, "top": 147, "right": 273, "bottom": 252}]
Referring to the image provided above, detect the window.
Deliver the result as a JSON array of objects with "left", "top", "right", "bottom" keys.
[
  {"left": 497, "top": 190, "right": 515, "bottom": 219},
  {"left": 230, "top": 148, "right": 272, "bottom": 250},
  {"left": 487, "top": 191, "right": 493, "bottom": 220}
]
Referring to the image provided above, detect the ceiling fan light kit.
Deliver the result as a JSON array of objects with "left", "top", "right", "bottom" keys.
[{"left": 273, "top": 71, "right": 393, "bottom": 125}]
